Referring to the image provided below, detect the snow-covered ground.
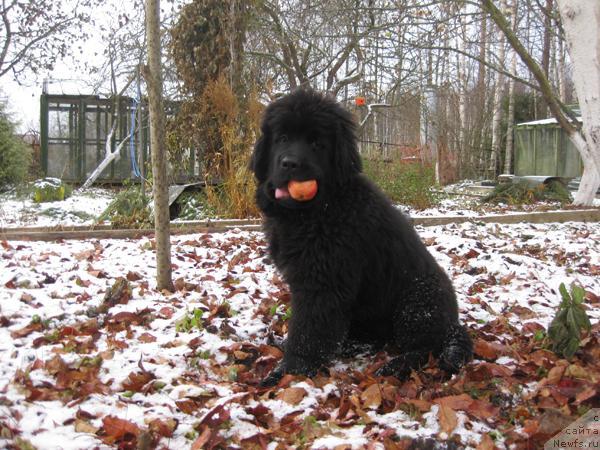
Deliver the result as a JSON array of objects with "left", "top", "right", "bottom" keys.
[
  {"left": 1, "top": 221, "right": 598, "bottom": 448},
  {"left": 2, "top": 185, "right": 597, "bottom": 229},
  {"left": 0, "top": 188, "right": 113, "bottom": 228}
]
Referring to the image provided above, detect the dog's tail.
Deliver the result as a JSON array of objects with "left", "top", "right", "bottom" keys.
[{"left": 438, "top": 323, "right": 473, "bottom": 373}]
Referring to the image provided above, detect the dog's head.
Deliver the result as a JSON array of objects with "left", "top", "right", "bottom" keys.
[{"left": 251, "top": 88, "right": 362, "bottom": 211}]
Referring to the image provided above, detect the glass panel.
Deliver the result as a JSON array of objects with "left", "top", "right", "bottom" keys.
[{"left": 47, "top": 143, "right": 75, "bottom": 179}]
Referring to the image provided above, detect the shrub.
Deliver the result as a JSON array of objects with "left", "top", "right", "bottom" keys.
[
  {"left": 363, "top": 159, "right": 439, "bottom": 209},
  {"left": 483, "top": 180, "right": 572, "bottom": 205},
  {"left": 174, "top": 191, "right": 216, "bottom": 220},
  {"left": 98, "top": 183, "right": 152, "bottom": 228},
  {"left": 0, "top": 107, "right": 31, "bottom": 189},
  {"left": 32, "top": 177, "right": 72, "bottom": 203},
  {"left": 547, "top": 283, "right": 591, "bottom": 359}
]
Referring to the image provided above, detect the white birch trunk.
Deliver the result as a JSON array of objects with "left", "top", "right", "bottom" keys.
[
  {"left": 489, "top": 6, "right": 506, "bottom": 177},
  {"left": 504, "top": 0, "right": 518, "bottom": 175},
  {"left": 557, "top": 0, "right": 600, "bottom": 205}
]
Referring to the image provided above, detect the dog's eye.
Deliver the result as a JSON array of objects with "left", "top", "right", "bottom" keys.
[
  {"left": 277, "top": 134, "right": 288, "bottom": 143},
  {"left": 311, "top": 140, "right": 320, "bottom": 151}
]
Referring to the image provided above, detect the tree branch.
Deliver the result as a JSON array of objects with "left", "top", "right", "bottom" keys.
[{"left": 481, "top": 0, "right": 579, "bottom": 134}]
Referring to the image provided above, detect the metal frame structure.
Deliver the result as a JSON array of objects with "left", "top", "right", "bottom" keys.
[{"left": 40, "top": 94, "right": 149, "bottom": 184}]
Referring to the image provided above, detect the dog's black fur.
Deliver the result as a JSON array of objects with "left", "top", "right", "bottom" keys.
[{"left": 251, "top": 89, "right": 472, "bottom": 386}]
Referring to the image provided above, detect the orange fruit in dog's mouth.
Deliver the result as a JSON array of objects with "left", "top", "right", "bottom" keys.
[{"left": 288, "top": 179, "right": 318, "bottom": 201}]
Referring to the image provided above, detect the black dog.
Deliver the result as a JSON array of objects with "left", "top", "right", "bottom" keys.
[{"left": 251, "top": 89, "right": 472, "bottom": 386}]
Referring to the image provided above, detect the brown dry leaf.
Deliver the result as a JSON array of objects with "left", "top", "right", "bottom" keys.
[
  {"left": 574, "top": 386, "right": 597, "bottom": 405},
  {"left": 122, "top": 371, "right": 155, "bottom": 392},
  {"left": 434, "top": 394, "right": 472, "bottom": 411},
  {"left": 360, "top": 383, "right": 382, "bottom": 410},
  {"left": 467, "top": 399, "right": 499, "bottom": 421},
  {"left": 437, "top": 404, "right": 457, "bottom": 435},
  {"left": 102, "top": 415, "right": 141, "bottom": 443},
  {"left": 74, "top": 419, "right": 99, "bottom": 434},
  {"left": 544, "top": 364, "right": 567, "bottom": 386},
  {"left": 565, "top": 364, "right": 595, "bottom": 381},
  {"left": 522, "top": 419, "right": 539, "bottom": 436},
  {"left": 138, "top": 332, "right": 157, "bottom": 343},
  {"left": 464, "top": 249, "right": 480, "bottom": 259},
  {"left": 404, "top": 399, "right": 431, "bottom": 412},
  {"left": 277, "top": 386, "right": 307, "bottom": 405},
  {"left": 10, "top": 322, "right": 43, "bottom": 339},
  {"left": 191, "top": 426, "right": 212, "bottom": 450},
  {"left": 126, "top": 271, "right": 143, "bottom": 281},
  {"left": 476, "top": 433, "right": 496, "bottom": 450},
  {"left": 175, "top": 399, "right": 202, "bottom": 415},
  {"left": 473, "top": 339, "right": 504, "bottom": 360},
  {"left": 147, "top": 418, "right": 177, "bottom": 438}
]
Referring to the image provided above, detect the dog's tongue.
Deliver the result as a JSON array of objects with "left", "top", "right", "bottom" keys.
[{"left": 275, "top": 186, "right": 291, "bottom": 199}]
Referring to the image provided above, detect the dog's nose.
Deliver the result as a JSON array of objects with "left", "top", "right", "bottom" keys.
[{"left": 280, "top": 155, "right": 300, "bottom": 171}]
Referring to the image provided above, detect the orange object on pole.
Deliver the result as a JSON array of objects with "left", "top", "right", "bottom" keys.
[{"left": 355, "top": 96, "right": 366, "bottom": 106}]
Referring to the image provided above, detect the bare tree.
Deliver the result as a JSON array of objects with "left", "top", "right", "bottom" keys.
[
  {"left": 483, "top": 0, "right": 599, "bottom": 205},
  {"left": 145, "top": 0, "right": 173, "bottom": 291},
  {"left": 504, "top": 0, "right": 518, "bottom": 175},
  {"left": 0, "top": 0, "right": 96, "bottom": 81}
]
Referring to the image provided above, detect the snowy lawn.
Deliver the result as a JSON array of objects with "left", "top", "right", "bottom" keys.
[
  {"left": 0, "top": 188, "right": 114, "bottom": 228},
  {"left": 0, "top": 221, "right": 599, "bottom": 449}
]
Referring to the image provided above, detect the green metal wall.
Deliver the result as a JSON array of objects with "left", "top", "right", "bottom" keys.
[{"left": 514, "top": 123, "right": 583, "bottom": 178}]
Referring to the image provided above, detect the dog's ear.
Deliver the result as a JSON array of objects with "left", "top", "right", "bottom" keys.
[
  {"left": 250, "top": 130, "right": 270, "bottom": 183},
  {"left": 334, "top": 108, "right": 362, "bottom": 185}
]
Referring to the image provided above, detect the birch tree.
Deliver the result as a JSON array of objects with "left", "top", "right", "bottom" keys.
[
  {"left": 145, "top": 0, "right": 173, "bottom": 291},
  {"left": 488, "top": 0, "right": 507, "bottom": 177},
  {"left": 555, "top": 0, "right": 600, "bottom": 205},
  {"left": 483, "top": 0, "right": 599, "bottom": 205},
  {"left": 504, "top": 0, "right": 518, "bottom": 175}
]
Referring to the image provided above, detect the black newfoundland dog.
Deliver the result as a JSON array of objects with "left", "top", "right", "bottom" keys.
[{"left": 251, "top": 88, "right": 472, "bottom": 386}]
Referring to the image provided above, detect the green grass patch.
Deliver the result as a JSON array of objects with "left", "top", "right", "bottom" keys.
[{"left": 363, "top": 159, "right": 439, "bottom": 209}]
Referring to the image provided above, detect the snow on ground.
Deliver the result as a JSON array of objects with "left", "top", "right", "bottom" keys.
[
  {"left": 0, "top": 188, "right": 113, "bottom": 228},
  {"left": 3, "top": 184, "right": 597, "bottom": 229},
  {"left": 0, "top": 220, "right": 598, "bottom": 448}
]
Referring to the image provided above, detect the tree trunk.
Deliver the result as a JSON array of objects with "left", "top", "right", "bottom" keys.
[
  {"left": 489, "top": 0, "right": 507, "bottom": 177},
  {"left": 557, "top": 0, "right": 600, "bottom": 205},
  {"left": 504, "top": 0, "right": 518, "bottom": 175},
  {"left": 457, "top": 13, "right": 468, "bottom": 178},
  {"left": 145, "top": 0, "right": 174, "bottom": 291},
  {"left": 539, "top": 0, "right": 553, "bottom": 118},
  {"left": 483, "top": 0, "right": 599, "bottom": 205}
]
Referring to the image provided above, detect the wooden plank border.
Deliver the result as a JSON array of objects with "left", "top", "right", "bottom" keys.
[{"left": 1, "top": 209, "right": 598, "bottom": 241}]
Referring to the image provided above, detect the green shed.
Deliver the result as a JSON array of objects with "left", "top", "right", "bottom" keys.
[{"left": 513, "top": 118, "right": 583, "bottom": 178}]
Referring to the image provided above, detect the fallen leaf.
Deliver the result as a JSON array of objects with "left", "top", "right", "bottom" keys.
[
  {"left": 473, "top": 339, "right": 505, "bottom": 360},
  {"left": 361, "top": 383, "right": 382, "bottom": 410},
  {"left": 476, "top": 433, "right": 495, "bottom": 450},
  {"left": 437, "top": 404, "right": 457, "bottom": 435},
  {"left": 277, "top": 386, "right": 307, "bottom": 405},
  {"left": 434, "top": 394, "right": 472, "bottom": 411},
  {"left": 101, "top": 415, "right": 140, "bottom": 444},
  {"left": 138, "top": 332, "right": 157, "bottom": 343},
  {"left": 147, "top": 418, "right": 177, "bottom": 438}
]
